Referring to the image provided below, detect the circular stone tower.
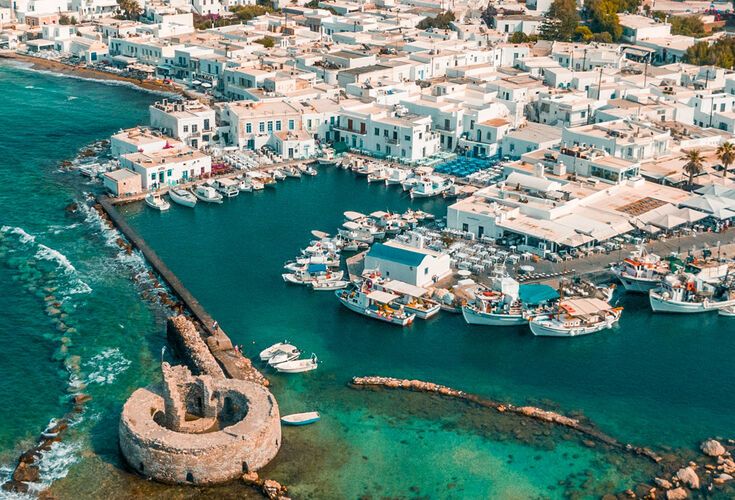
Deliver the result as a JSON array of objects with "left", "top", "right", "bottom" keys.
[{"left": 119, "top": 363, "right": 281, "bottom": 485}]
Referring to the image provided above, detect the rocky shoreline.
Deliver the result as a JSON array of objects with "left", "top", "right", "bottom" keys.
[{"left": 350, "top": 376, "right": 735, "bottom": 499}]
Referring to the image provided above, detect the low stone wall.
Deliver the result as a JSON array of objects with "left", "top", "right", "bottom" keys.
[
  {"left": 167, "top": 316, "right": 225, "bottom": 378},
  {"left": 119, "top": 377, "right": 281, "bottom": 485}
]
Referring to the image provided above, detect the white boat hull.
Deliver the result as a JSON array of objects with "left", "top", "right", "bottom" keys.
[
  {"left": 649, "top": 291, "right": 735, "bottom": 313},
  {"left": 616, "top": 274, "right": 660, "bottom": 293},
  {"left": 169, "top": 190, "right": 197, "bottom": 208},
  {"left": 336, "top": 293, "right": 415, "bottom": 326},
  {"left": 461, "top": 306, "right": 526, "bottom": 326},
  {"left": 405, "top": 303, "right": 441, "bottom": 320},
  {"left": 529, "top": 316, "right": 619, "bottom": 337}
]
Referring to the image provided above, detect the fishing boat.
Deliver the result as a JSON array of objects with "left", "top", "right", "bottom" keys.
[
  {"left": 367, "top": 167, "right": 388, "bottom": 183},
  {"left": 353, "top": 162, "right": 375, "bottom": 176},
  {"left": 368, "top": 275, "right": 441, "bottom": 319},
  {"left": 271, "top": 169, "right": 287, "bottom": 180},
  {"left": 238, "top": 179, "right": 253, "bottom": 192},
  {"left": 401, "top": 177, "right": 418, "bottom": 192},
  {"left": 335, "top": 283, "right": 416, "bottom": 326},
  {"left": 281, "top": 412, "right": 321, "bottom": 426},
  {"left": 462, "top": 268, "right": 527, "bottom": 326},
  {"left": 719, "top": 305, "right": 735, "bottom": 317},
  {"left": 251, "top": 179, "right": 265, "bottom": 190},
  {"left": 282, "top": 264, "right": 344, "bottom": 285},
  {"left": 410, "top": 176, "right": 453, "bottom": 199},
  {"left": 529, "top": 298, "right": 623, "bottom": 337},
  {"left": 191, "top": 185, "right": 223, "bottom": 203},
  {"left": 612, "top": 248, "right": 677, "bottom": 293},
  {"left": 649, "top": 273, "right": 735, "bottom": 313},
  {"left": 311, "top": 279, "right": 349, "bottom": 291},
  {"left": 259, "top": 341, "right": 297, "bottom": 361},
  {"left": 215, "top": 178, "right": 240, "bottom": 198},
  {"left": 275, "top": 354, "right": 318, "bottom": 373},
  {"left": 145, "top": 193, "right": 170, "bottom": 211},
  {"left": 303, "top": 165, "right": 318, "bottom": 176},
  {"left": 268, "top": 349, "right": 301, "bottom": 366},
  {"left": 168, "top": 188, "right": 197, "bottom": 208}
]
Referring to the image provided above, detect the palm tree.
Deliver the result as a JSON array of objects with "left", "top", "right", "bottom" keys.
[
  {"left": 716, "top": 141, "right": 735, "bottom": 179},
  {"left": 682, "top": 149, "right": 705, "bottom": 191}
]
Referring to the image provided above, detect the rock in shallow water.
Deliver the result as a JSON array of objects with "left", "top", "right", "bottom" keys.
[
  {"left": 676, "top": 466, "right": 700, "bottom": 489},
  {"left": 701, "top": 439, "right": 726, "bottom": 457},
  {"left": 666, "top": 487, "right": 688, "bottom": 500}
]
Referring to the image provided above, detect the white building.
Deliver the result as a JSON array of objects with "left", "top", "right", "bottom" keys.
[
  {"left": 119, "top": 147, "right": 212, "bottom": 190},
  {"left": 364, "top": 240, "right": 451, "bottom": 287},
  {"left": 149, "top": 100, "right": 216, "bottom": 149},
  {"left": 110, "top": 128, "right": 184, "bottom": 158}
]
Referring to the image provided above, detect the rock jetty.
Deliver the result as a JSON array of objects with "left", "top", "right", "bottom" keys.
[{"left": 350, "top": 376, "right": 662, "bottom": 463}]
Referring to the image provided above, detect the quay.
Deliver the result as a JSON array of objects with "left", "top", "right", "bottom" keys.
[
  {"left": 106, "top": 158, "right": 314, "bottom": 205},
  {"left": 96, "top": 194, "right": 265, "bottom": 383}
]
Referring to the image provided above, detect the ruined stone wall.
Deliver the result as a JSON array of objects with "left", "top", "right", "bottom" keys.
[
  {"left": 166, "top": 316, "right": 224, "bottom": 378},
  {"left": 119, "top": 379, "right": 281, "bottom": 485}
]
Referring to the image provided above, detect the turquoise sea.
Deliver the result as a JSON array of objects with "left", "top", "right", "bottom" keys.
[{"left": 2, "top": 62, "right": 734, "bottom": 499}]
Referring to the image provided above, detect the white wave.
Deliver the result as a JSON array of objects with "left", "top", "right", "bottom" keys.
[
  {"left": 83, "top": 348, "right": 131, "bottom": 385},
  {"left": 67, "top": 279, "right": 92, "bottom": 295},
  {"left": 0, "top": 440, "right": 81, "bottom": 499},
  {"left": 35, "top": 244, "right": 76, "bottom": 274},
  {"left": 1, "top": 226, "right": 36, "bottom": 244},
  {"left": 67, "top": 96, "right": 78, "bottom": 101}
]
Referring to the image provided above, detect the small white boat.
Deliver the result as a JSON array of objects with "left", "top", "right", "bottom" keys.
[
  {"left": 275, "top": 354, "right": 318, "bottom": 373},
  {"left": 719, "top": 305, "right": 735, "bottom": 317},
  {"left": 311, "top": 280, "right": 349, "bottom": 291},
  {"left": 268, "top": 349, "right": 301, "bottom": 366},
  {"left": 303, "top": 165, "right": 317, "bottom": 176},
  {"left": 168, "top": 188, "right": 197, "bottom": 207},
  {"left": 272, "top": 169, "right": 287, "bottom": 180},
  {"left": 215, "top": 178, "right": 240, "bottom": 198},
  {"left": 410, "top": 175, "right": 453, "bottom": 199},
  {"left": 336, "top": 284, "right": 415, "bottom": 326},
  {"left": 259, "top": 342, "right": 296, "bottom": 361},
  {"left": 145, "top": 193, "right": 170, "bottom": 211},
  {"left": 530, "top": 298, "right": 623, "bottom": 337},
  {"left": 281, "top": 412, "right": 320, "bottom": 426},
  {"left": 284, "top": 166, "right": 302, "bottom": 178},
  {"left": 191, "top": 185, "right": 223, "bottom": 203},
  {"left": 251, "top": 179, "right": 265, "bottom": 190},
  {"left": 238, "top": 180, "right": 253, "bottom": 192}
]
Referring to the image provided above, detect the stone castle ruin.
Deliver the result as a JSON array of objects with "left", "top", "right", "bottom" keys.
[{"left": 119, "top": 362, "right": 281, "bottom": 485}]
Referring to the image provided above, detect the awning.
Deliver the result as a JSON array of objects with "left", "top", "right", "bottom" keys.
[
  {"left": 112, "top": 55, "right": 137, "bottom": 65},
  {"left": 367, "top": 290, "right": 400, "bottom": 304},
  {"left": 519, "top": 284, "right": 559, "bottom": 304},
  {"left": 307, "top": 263, "right": 328, "bottom": 273},
  {"left": 379, "top": 280, "right": 427, "bottom": 298}
]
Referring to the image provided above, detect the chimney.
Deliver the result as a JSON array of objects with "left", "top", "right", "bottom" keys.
[{"left": 535, "top": 162, "right": 546, "bottom": 179}]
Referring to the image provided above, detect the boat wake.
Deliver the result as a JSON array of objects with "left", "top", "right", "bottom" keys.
[{"left": 84, "top": 348, "right": 131, "bottom": 386}]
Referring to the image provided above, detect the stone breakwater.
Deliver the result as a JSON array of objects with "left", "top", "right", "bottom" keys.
[
  {"left": 349, "top": 376, "right": 662, "bottom": 463},
  {"left": 167, "top": 316, "right": 225, "bottom": 378}
]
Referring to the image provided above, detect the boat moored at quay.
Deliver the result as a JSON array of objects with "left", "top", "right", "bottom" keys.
[
  {"left": 529, "top": 298, "right": 623, "bottom": 337},
  {"left": 613, "top": 248, "right": 678, "bottom": 293},
  {"left": 335, "top": 283, "right": 416, "bottom": 326},
  {"left": 649, "top": 272, "right": 735, "bottom": 313}
]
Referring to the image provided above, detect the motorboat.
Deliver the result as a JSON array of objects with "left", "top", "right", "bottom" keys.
[
  {"left": 284, "top": 166, "right": 302, "bottom": 178},
  {"left": 529, "top": 298, "right": 623, "bottom": 337},
  {"left": 613, "top": 248, "right": 678, "bottom": 293},
  {"left": 191, "top": 185, "right": 223, "bottom": 203},
  {"left": 353, "top": 162, "right": 375, "bottom": 176},
  {"left": 145, "top": 193, "right": 170, "bottom": 211},
  {"left": 649, "top": 273, "right": 735, "bottom": 313},
  {"left": 462, "top": 268, "right": 527, "bottom": 326},
  {"left": 259, "top": 341, "right": 297, "bottom": 361},
  {"left": 275, "top": 354, "right": 319, "bottom": 373},
  {"left": 335, "top": 283, "right": 416, "bottom": 326},
  {"left": 271, "top": 169, "right": 287, "bottom": 180},
  {"left": 303, "top": 165, "right": 318, "bottom": 176},
  {"left": 268, "top": 349, "right": 301, "bottom": 366},
  {"left": 384, "top": 167, "right": 409, "bottom": 185},
  {"left": 410, "top": 175, "right": 453, "bottom": 199},
  {"left": 251, "top": 179, "right": 265, "bottom": 190},
  {"left": 401, "top": 177, "right": 418, "bottom": 192},
  {"left": 719, "top": 305, "right": 735, "bottom": 317},
  {"left": 168, "top": 188, "right": 196, "bottom": 208},
  {"left": 367, "top": 167, "right": 388, "bottom": 183},
  {"left": 311, "top": 279, "right": 349, "bottom": 291},
  {"left": 281, "top": 412, "right": 320, "bottom": 426},
  {"left": 215, "top": 178, "right": 240, "bottom": 198},
  {"left": 238, "top": 179, "right": 253, "bottom": 192}
]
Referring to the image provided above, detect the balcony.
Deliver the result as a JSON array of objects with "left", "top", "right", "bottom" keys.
[
  {"left": 334, "top": 124, "right": 366, "bottom": 135},
  {"left": 387, "top": 137, "right": 399, "bottom": 145}
]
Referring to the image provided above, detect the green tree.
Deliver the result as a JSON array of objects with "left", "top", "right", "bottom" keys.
[
  {"left": 116, "top": 0, "right": 142, "bottom": 20},
  {"left": 509, "top": 31, "right": 530, "bottom": 43},
  {"left": 669, "top": 15, "right": 705, "bottom": 37},
  {"left": 416, "top": 10, "right": 455, "bottom": 30},
  {"left": 539, "top": 0, "right": 580, "bottom": 41},
  {"left": 685, "top": 38, "right": 735, "bottom": 69},
  {"left": 716, "top": 141, "right": 735, "bottom": 179},
  {"left": 592, "top": 31, "right": 613, "bottom": 43},
  {"left": 59, "top": 14, "right": 77, "bottom": 25},
  {"left": 254, "top": 36, "right": 275, "bottom": 48},
  {"left": 682, "top": 149, "right": 705, "bottom": 190},
  {"left": 304, "top": 0, "right": 319, "bottom": 6},
  {"left": 586, "top": 0, "right": 622, "bottom": 41},
  {"left": 574, "top": 25, "right": 593, "bottom": 41}
]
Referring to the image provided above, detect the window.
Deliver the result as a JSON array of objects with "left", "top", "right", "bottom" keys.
[
  {"left": 374, "top": 127, "right": 379, "bottom": 136},
  {"left": 192, "top": 124, "right": 197, "bottom": 133},
  {"left": 204, "top": 119, "right": 210, "bottom": 130},
  {"left": 267, "top": 121, "right": 273, "bottom": 132},
  {"left": 462, "top": 223, "right": 468, "bottom": 232},
  {"left": 259, "top": 122, "right": 265, "bottom": 133},
  {"left": 404, "top": 135, "right": 410, "bottom": 141},
  {"left": 288, "top": 119, "right": 295, "bottom": 130},
  {"left": 183, "top": 125, "right": 189, "bottom": 132},
  {"left": 167, "top": 169, "right": 172, "bottom": 177},
  {"left": 246, "top": 123, "right": 252, "bottom": 133},
  {"left": 276, "top": 121, "right": 281, "bottom": 131}
]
